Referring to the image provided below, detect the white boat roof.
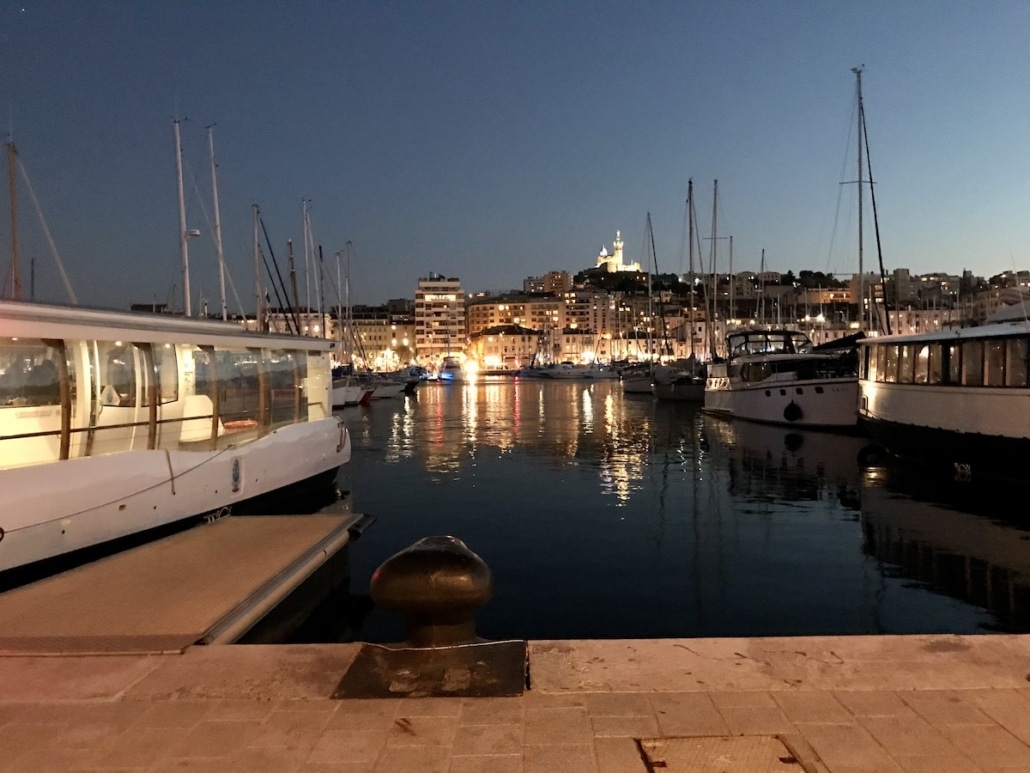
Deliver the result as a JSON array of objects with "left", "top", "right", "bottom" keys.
[
  {"left": 859, "top": 319, "right": 1030, "bottom": 346},
  {"left": 0, "top": 300, "right": 336, "bottom": 351}
]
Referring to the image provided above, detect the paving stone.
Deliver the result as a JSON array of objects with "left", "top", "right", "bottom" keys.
[
  {"left": 590, "top": 714, "right": 659, "bottom": 738},
  {"left": 594, "top": 737, "right": 649, "bottom": 773},
  {"left": 523, "top": 743, "right": 598, "bottom": 773},
  {"left": 384, "top": 715, "right": 459, "bottom": 747},
  {"left": 649, "top": 693, "right": 730, "bottom": 736},
  {"left": 305, "top": 728, "right": 388, "bottom": 765},
  {"left": 584, "top": 692, "right": 653, "bottom": 717},
  {"left": 373, "top": 745, "right": 450, "bottom": 773},
  {"left": 451, "top": 722, "right": 522, "bottom": 755},
  {"left": 833, "top": 690, "right": 918, "bottom": 718},
  {"left": 938, "top": 724, "right": 1030, "bottom": 768},
  {"left": 797, "top": 721, "right": 902, "bottom": 770},
  {"left": 448, "top": 753, "right": 522, "bottom": 773},
  {"left": 894, "top": 755, "right": 985, "bottom": 773},
  {"left": 716, "top": 704, "right": 796, "bottom": 735},
  {"left": 900, "top": 690, "right": 994, "bottom": 726},
  {"left": 524, "top": 705, "right": 592, "bottom": 744},
  {"left": 773, "top": 690, "right": 854, "bottom": 724},
  {"left": 858, "top": 715, "right": 961, "bottom": 758},
  {"left": 458, "top": 696, "right": 523, "bottom": 724}
]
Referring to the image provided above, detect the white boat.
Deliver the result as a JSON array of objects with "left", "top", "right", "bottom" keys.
[
  {"left": 619, "top": 363, "right": 654, "bottom": 394},
  {"left": 703, "top": 329, "right": 859, "bottom": 428},
  {"left": 541, "top": 362, "right": 619, "bottom": 380},
  {"left": 0, "top": 300, "right": 352, "bottom": 573},
  {"left": 438, "top": 356, "right": 464, "bottom": 383},
  {"left": 857, "top": 321, "right": 1030, "bottom": 479},
  {"left": 331, "top": 367, "right": 374, "bottom": 407}
]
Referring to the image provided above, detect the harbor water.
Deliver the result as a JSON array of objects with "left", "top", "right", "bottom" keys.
[{"left": 324, "top": 378, "right": 1030, "bottom": 643}]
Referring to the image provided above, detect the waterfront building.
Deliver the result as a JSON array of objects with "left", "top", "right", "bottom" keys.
[
  {"left": 349, "top": 306, "right": 416, "bottom": 370},
  {"left": 523, "top": 271, "right": 572, "bottom": 294},
  {"left": 415, "top": 273, "right": 465, "bottom": 362},
  {"left": 468, "top": 324, "right": 539, "bottom": 369}
]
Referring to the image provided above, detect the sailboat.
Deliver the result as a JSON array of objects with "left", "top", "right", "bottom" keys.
[
  {"left": 702, "top": 73, "right": 871, "bottom": 428},
  {"left": 653, "top": 181, "right": 705, "bottom": 402},
  {"left": 622, "top": 215, "right": 659, "bottom": 394}
]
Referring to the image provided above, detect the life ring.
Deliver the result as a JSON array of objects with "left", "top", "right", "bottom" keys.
[{"left": 783, "top": 401, "right": 803, "bottom": 422}]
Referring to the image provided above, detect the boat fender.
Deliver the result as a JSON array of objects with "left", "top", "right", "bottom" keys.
[
  {"left": 783, "top": 401, "right": 803, "bottom": 422},
  {"left": 857, "top": 444, "right": 887, "bottom": 468}
]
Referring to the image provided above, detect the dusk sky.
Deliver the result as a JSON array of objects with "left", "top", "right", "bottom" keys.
[{"left": 2, "top": 1, "right": 1029, "bottom": 313}]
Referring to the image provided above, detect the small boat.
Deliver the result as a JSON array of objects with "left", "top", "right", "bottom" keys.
[
  {"left": 857, "top": 320, "right": 1030, "bottom": 479},
  {"left": 653, "top": 360, "right": 705, "bottom": 402},
  {"left": 540, "top": 362, "right": 619, "bottom": 380},
  {"left": 619, "top": 363, "right": 655, "bottom": 394},
  {"left": 703, "top": 329, "right": 860, "bottom": 428},
  {"left": 331, "top": 366, "right": 374, "bottom": 407},
  {"left": 438, "top": 356, "right": 464, "bottom": 383},
  {"left": 0, "top": 300, "right": 352, "bottom": 573}
]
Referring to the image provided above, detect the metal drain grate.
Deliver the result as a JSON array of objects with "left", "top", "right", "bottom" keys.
[{"left": 640, "top": 735, "right": 810, "bottom": 772}]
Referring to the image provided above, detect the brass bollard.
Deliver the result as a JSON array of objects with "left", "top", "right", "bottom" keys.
[{"left": 370, "top": 536, "right": 493, "bottom": 648}]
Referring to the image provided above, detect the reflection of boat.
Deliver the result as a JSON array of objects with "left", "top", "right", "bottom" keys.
[
  {"left": 704, "top": 329, "right": 859, "bottom": 427},
  {"left": 0, "top": 300, "right": 352, "bottom": 573},
  {"left": 858, "top": 321, "right": 1030, "bottom": 480},
  {"left": 860, "top": 468, "right": 1030, "bottom": 631},
  {"left": 705, "top": 413, "right": 865, "bottom": 491}
]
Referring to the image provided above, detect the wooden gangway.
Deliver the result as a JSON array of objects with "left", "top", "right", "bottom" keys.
[{"left": 0, "top": 513, "right": 371, "bottom": 655}]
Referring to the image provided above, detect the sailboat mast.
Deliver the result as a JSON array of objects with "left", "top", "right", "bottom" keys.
[
  {"left": 207, "top": 126, "right": 228, "bottom": 321},
  {"left": 252, "top": 203, "right": 263, "bottom": 330},
  {"left": 173, "top": 120, "right": 191, "bottom": 316},
  {"left": 6, "top": 141, "right": 19, "bottom": 300},
  {"left": 645, "top": 213, "right": 653, "bottom": 362},
  {"left": 708, "top": 179, "right": 718, "bottom": 359},
  {"left": 687, "top": 178, "right": 695, "bottom": 359},
  {"left": 853, "top": 66, "right": 865, "bottom": 327}
]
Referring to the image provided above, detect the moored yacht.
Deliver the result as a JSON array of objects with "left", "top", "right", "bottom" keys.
[
  {"left": 0, "top": 300, "right": 352, "bottom": 573},
  {"left": 704, "top": 329, "right": 860, "bottom": 428},
  {"left": 858, "top": 321, "right": 1030, "bottom": 478}
]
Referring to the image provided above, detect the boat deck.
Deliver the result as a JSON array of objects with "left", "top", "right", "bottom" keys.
[{"left": 0, "top": 513, "right": 368, "bottom": 655}]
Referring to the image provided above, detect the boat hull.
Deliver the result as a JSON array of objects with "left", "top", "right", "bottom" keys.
[
  {"left": 859, "top": 379, "right": 1030, "bottom": 479},
  {"left": 705, "top": 377, "right": 858, "bottom": 428},
  {"left": 0, "top": 417, "right": 350, "bottom": 572}
]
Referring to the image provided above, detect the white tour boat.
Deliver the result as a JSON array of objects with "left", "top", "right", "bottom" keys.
[
  {"left": 0, "top": 300, "right": 352, "bottom": 573},
  {"left": 704, "top": 329, "right": 860, "bottom": 428},
  {"left": 858, "top": 321, "right": 1030, "bottom": 479}
]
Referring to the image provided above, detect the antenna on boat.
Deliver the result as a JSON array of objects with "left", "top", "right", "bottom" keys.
[
  {"left": 6, "top": 139, "right": 19, "bottom": 300},
  {"left": 174, "top": 119, "right": 192, "bottom": 316},
  {"left": 207, "top": 124, "right": 228, "bottom": 321}
]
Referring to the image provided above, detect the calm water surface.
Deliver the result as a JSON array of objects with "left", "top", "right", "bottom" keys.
[{"left": 328, "top": 378, "right": 1030, "bottom": 642}]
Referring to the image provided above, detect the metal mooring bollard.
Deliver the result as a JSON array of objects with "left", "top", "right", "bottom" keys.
[{"left": 370, "top": 535, "right": 493, "bottom": 648}]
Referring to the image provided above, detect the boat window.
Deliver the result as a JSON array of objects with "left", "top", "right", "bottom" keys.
[
  {"left": 153, "top": 343, "right": 178, "bottom": 404},
  {"left": 0, "top": 337, "right": 63, "bottom": 407},
  {"left": 883, "top": 345, "right": 898, "bottom": 383},
  {"left": 927, "top": 344, "right": 942, "bottom": 385},
  {"left": 874, "top": 344, "right": 886, "bottom": 382},
  {"left": 1006, "top": 338, "right": 1029, "bottom": 387},
  {"left": 961, "top": 340, "right": 984, "bottom": 386},
  {"left": 913, "top": 344, "right": 930, "bottom": 384},
  {"left": 218, "top": 348, "right": 262, "bottom": 431},
  {"left": 98, "top": 342, "right": 137, "bottom": 407},
  {"left": 898, "top": 345, "right": 914, "bottom": 384},
  {"left": 945, "top": 343, "right": 960, "bottom": 384},
  {"left": 267, "top": 349, "right": 303, "bottom": 428},
  {"left": 985, "top": 340, "right": 1005, "bottom": 387}
]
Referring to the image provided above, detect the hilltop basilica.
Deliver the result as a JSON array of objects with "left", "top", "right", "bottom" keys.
[{"left": 594, "top": 231, "right": 641, "bottom": 273}]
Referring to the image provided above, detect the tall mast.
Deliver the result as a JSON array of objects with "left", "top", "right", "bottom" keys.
[
  {"left": 853, "top": 66, "right": 865, "bottom": 325},
  {"left": 645, "top": 213, "right": 653, "bottom": 362},
  {"left": 173, "top": 120, "right": 191, "bottom": 316},
  {"left": 252, "top": 203, "right": 263, "bottom": 330},
  {"left": 302, "top": 199, "right": 311, "bottom": 314},
  {"left": 687, "top": 178, "right": 695, "bottom": 359},
  {"left": 708, "top": 179, "right": 718, "bottom": 359},
  {"left": 207, "top": 126, "right": 227, "bottom": 320},
  {"left": 6, "top": 141, "right": 19, "bottom": 299}
]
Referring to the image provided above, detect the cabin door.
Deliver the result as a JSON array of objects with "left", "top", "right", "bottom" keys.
[{"left": 89, "top": 341, "right": 148, "bottom": 457}]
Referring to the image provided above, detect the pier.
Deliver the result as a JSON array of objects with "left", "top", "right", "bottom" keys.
[
  {"left": 2, "top": 634, "right": 1030, "bottom": 770},
  {"left": 0, "top": 512, "right": 371, "bottom": 654}
]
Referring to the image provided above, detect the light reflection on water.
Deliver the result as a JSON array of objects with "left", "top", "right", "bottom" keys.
[{"left": 332, "top": 378, "right": 1030, "bottom": 642}]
